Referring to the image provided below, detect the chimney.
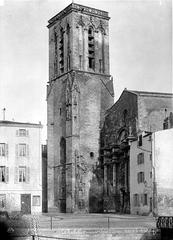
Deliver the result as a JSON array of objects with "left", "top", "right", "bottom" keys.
[{"left": 2, "top": 108, "right": 6, "bottom": 121}]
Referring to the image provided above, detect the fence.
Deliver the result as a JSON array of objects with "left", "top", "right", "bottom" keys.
[{"left": 11, "top": 235, "right": 78, "bottom": 240}]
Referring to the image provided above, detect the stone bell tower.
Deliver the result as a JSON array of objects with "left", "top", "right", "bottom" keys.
[{"left": 47, "top": 3, "right": 114, "bottom": 213}]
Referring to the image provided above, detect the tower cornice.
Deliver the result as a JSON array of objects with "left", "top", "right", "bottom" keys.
[
  {"left": 47, "top": 3, "right": 110, "bottom": 28},
  {"left": 48, "top": 69, "right": 111, "bottom": 84}
]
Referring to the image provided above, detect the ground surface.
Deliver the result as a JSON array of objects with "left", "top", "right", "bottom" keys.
[{"left": 5, "top": 213, "right": 172, "bottom": 239}]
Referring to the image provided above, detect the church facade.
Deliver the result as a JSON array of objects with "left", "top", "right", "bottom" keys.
[
  {"left": 47, "top": 3, "right": 114, "bottom": 213},
  {"left": 101, "top": 89, "right": 173, "bottom": 213}
]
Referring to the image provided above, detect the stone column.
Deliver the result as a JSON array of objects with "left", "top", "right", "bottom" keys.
[
  {"left": 124, "top": 161, "right": 127, "bottom": 192},
  {"left": 104, "top": 165, "right": 107, "bottom": 196},
  {"left": 83, "top": 28, "right": 88, "bottom": 71},
  {"left": 113, "top": 163, "right": 116, "bottom": 189}
]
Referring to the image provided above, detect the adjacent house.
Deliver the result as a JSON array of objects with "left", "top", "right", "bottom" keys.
[
  {"left": 130, "top": 132, "right": 152, "bottom": 215},
  {"left": 130, "top": 126, "right": 173, "bottom": 216},
  {"left": 0, "top": 120, "right": 42, "bottom": 214}
]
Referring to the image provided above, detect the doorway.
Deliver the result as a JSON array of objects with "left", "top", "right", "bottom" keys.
[{"left": 21, "top": 194, "right": 31, "bottom": 214}]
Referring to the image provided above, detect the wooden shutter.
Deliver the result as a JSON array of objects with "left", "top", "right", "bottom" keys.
[
  {"left": 137, "top": 194, "right": 139, "bottom": 206},
  {"left": 141, "top": 153, "right": 144, "bottom": 164},
  {"left": 137, "top": 173, "right": 140, "bottom": 183},
  {"left": 14, "top": 167, "right": 18, "bottom": 183},
  {"left": 141, "top": 194, "right": 144, "bottom": 206},
  {"left": 142, "top": 172, "right": 145, "bottom": 182},
  {"left": 26, "top": 130, "right": 29, "bottom": 137},
  {"left": 16, "top": 130, "right": 19, "bottom": 136},
  {"left": 27, "top": 145, "right": 29, "bottom": 157},
  {"left": 5, "top": 144, "right": 8, "bottom": 157},
  {"left": 137, "top": 154, "right": 140, "bottom": 164},
  {"left": 26, "top": 167, "right": 30, "bottom": 183},
  {"left": 15, "top": 144, "right": 18, "bottom": 157},
  {"left": 5, "top": 167, "right": 9, "bottom": 183}
]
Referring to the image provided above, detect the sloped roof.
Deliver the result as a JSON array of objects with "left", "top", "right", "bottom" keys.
[
  {"left": 0, "top": 120, "right": 42, "bottom": 128},
  {"left": 126, "top": 89, "right": 173, "bottom": 98},
  {"left": 106, "top": 88, "right": 173, "bottom": 115}
]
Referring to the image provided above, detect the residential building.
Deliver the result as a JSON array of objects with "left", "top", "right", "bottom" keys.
[
  {"left": 0, "top": 120, "right": 42, "bottom": 214},
  {"left": 130, "top": 132, "right": 152, "bottom": 215},
  {"left": 47, "top": 3, "right": 114, "bottom": 213},
  {"left": 130, "top": 127, "right": 173, "bottom": 216}
]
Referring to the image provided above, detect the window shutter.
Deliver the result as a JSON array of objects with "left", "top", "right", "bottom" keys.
[
  {"left": 137, "top": 173, "right": 139, "bottom": 183},
  {"left": 137, "top": 194, "right": 139, "bottom": 206},
  {"left": 27, "top": 145, "right": 29, "bottom": 157},
  {"left": 141, "top": 194, "right": 144, "bottom": 205},
  {"left": 142, "top": 172, "right": 145, "bottom": 182},
  {"left": 137, "top": 154, "right": 139, "bottom": 164},
  {"left": 15, "top": 144, "right": 18, "bottom": 157},
  {"left": 5, "top": 144, "right": 8, "bottom": 157},
  {"left": 14, "top": 167, "right": 18, "bottom": 184},
  {"left": 26, "top": 167, "right": 30, "bottom": 183},
  {"left": 16, "top": 130, "right": 19, "bottom": 136},
  {"left": 26, "top": 130, "right": 29, "bottom": 137},
  {"left": 5, "top": 167, "right": 9, "bottom": 183},
  {"left": 141, "top": 153, "right": 144, "bottom": 163}
]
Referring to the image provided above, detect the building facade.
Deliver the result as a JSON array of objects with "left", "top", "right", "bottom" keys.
[
  {"left": 130, "top": 127, "right": 173, "bottom": 216},
  {"left": 47, "top": 3, "right": 114, "bottom": 213},
  {"left": 130, "top": 132, "right": 152, "bottom": 215},
  {"left": 101, "top": 89, "right": 173, "bottom": 213},
  {"left": 0, "top": 121, "right": 42, "bottom": 214}
]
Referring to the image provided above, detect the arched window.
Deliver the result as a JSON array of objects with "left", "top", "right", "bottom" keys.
[
  {"left": 67, "top": 24, "right": 70, "bottom": 70},
  {"left": 88, "top": 27, "right": 95, "bottom": 70},
  {"left": 123, "top": 109, "right": 128, "bottom": 126},
  {"left": 59, "top": 28, "right": 64, "bottom": 73}
]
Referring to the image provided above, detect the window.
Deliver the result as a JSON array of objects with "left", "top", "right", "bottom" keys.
[
  {"left": 144, "top": 194, "right": 148, "bottom": 205},
  {"left": 150, "top": 171, "right": 152, "bottom": 178},
  {"left": 16, "top": 129, "right": 28, "bottom": 137},
  {"left": 137, "top": 172, "right": 145, "bottom": 183},
  {"left": 99, "top": 59, "right": 102, "bottom": 73},
  {"left": 79, "top": 55, "right": 82, "bottom": 69},
  {"left": 138, "top": 135, "right": 142, "bottom": 146},
  {"left": 59, "top": 28, "right": 64, "bottom": 74},
  {"left": 54, "top": 31, "right": 58, "bottom": 75},
  {"left": 15, "top": 167, "right": 29, "bottom": 183},
  {"left": 123, "top": 109, "right": 128, "bottom": 126},
  {"left": 19, "top": 144, "right": 27, "bottom": 157},
  {"left": 150, "top": 154, "right": 152, "bottom": 161},
  {"left": 133, "top": 194, "right": 139, "bottom": 207},
  {"left": 0, "top": 143, "right": 6, "bottom": 156},
  {"left": 67, "top": 24, "right": 70, "bottom": 71},
  {"left": 19, "top": 167, "right": 26, "bottom": 182},
  {"left": 88, "top": 27, "right": 95, "bottom": 70},
  {"left": 137, "top": 153, "right": 144, "bottom": 164},
  {"left": 33, "top": 196, "right": 40, "bottom": 206},
  {"left": 19, "top": 129, "right": 27, "bottom": 137},
  {"left": 0, "top": 194, "right": 6, "bottom": 208},
  {"left": 0, "top": 166, "right": 8, "bottom": 182}
]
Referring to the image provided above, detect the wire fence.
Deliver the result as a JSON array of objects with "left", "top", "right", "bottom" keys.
[{"left": 10, "top": 235, "right": 78, "bottom": 240}]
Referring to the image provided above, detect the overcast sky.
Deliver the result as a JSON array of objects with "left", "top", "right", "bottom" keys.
[{"left": 0, "top": 0, "right": 172, "bottom": 142}]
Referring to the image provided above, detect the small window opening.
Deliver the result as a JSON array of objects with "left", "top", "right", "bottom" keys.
[{"left": 90, "top": 152, "right": 94, "bottom": 158}]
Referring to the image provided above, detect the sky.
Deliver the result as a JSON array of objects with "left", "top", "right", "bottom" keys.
[{"left": 0, "top": 0, "right": 172, "bottom": 142}]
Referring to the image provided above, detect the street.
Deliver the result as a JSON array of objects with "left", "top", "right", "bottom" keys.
[{"left": 20, "top": 213, "right": 160, "bottom": 240}]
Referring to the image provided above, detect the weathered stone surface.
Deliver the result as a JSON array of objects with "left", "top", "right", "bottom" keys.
[
  {"left": 101, "top": 89, "right": 173, "bottom": 213},
  {"left": 47, "top": 3, "right": 114, "bottom": 213}
]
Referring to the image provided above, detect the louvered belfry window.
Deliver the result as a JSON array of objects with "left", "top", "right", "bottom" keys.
[{"left": 88, "top": 27, "right": 95, "bottom": 70}]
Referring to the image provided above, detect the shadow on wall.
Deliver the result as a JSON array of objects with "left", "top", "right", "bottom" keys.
[{"left": 89, "top": 164, "right": 104, "bottom": 213}]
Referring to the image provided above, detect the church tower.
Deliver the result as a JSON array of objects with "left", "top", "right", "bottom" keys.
[{"left": 47, "top": 3, "right": 114, "bottom": 213}]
